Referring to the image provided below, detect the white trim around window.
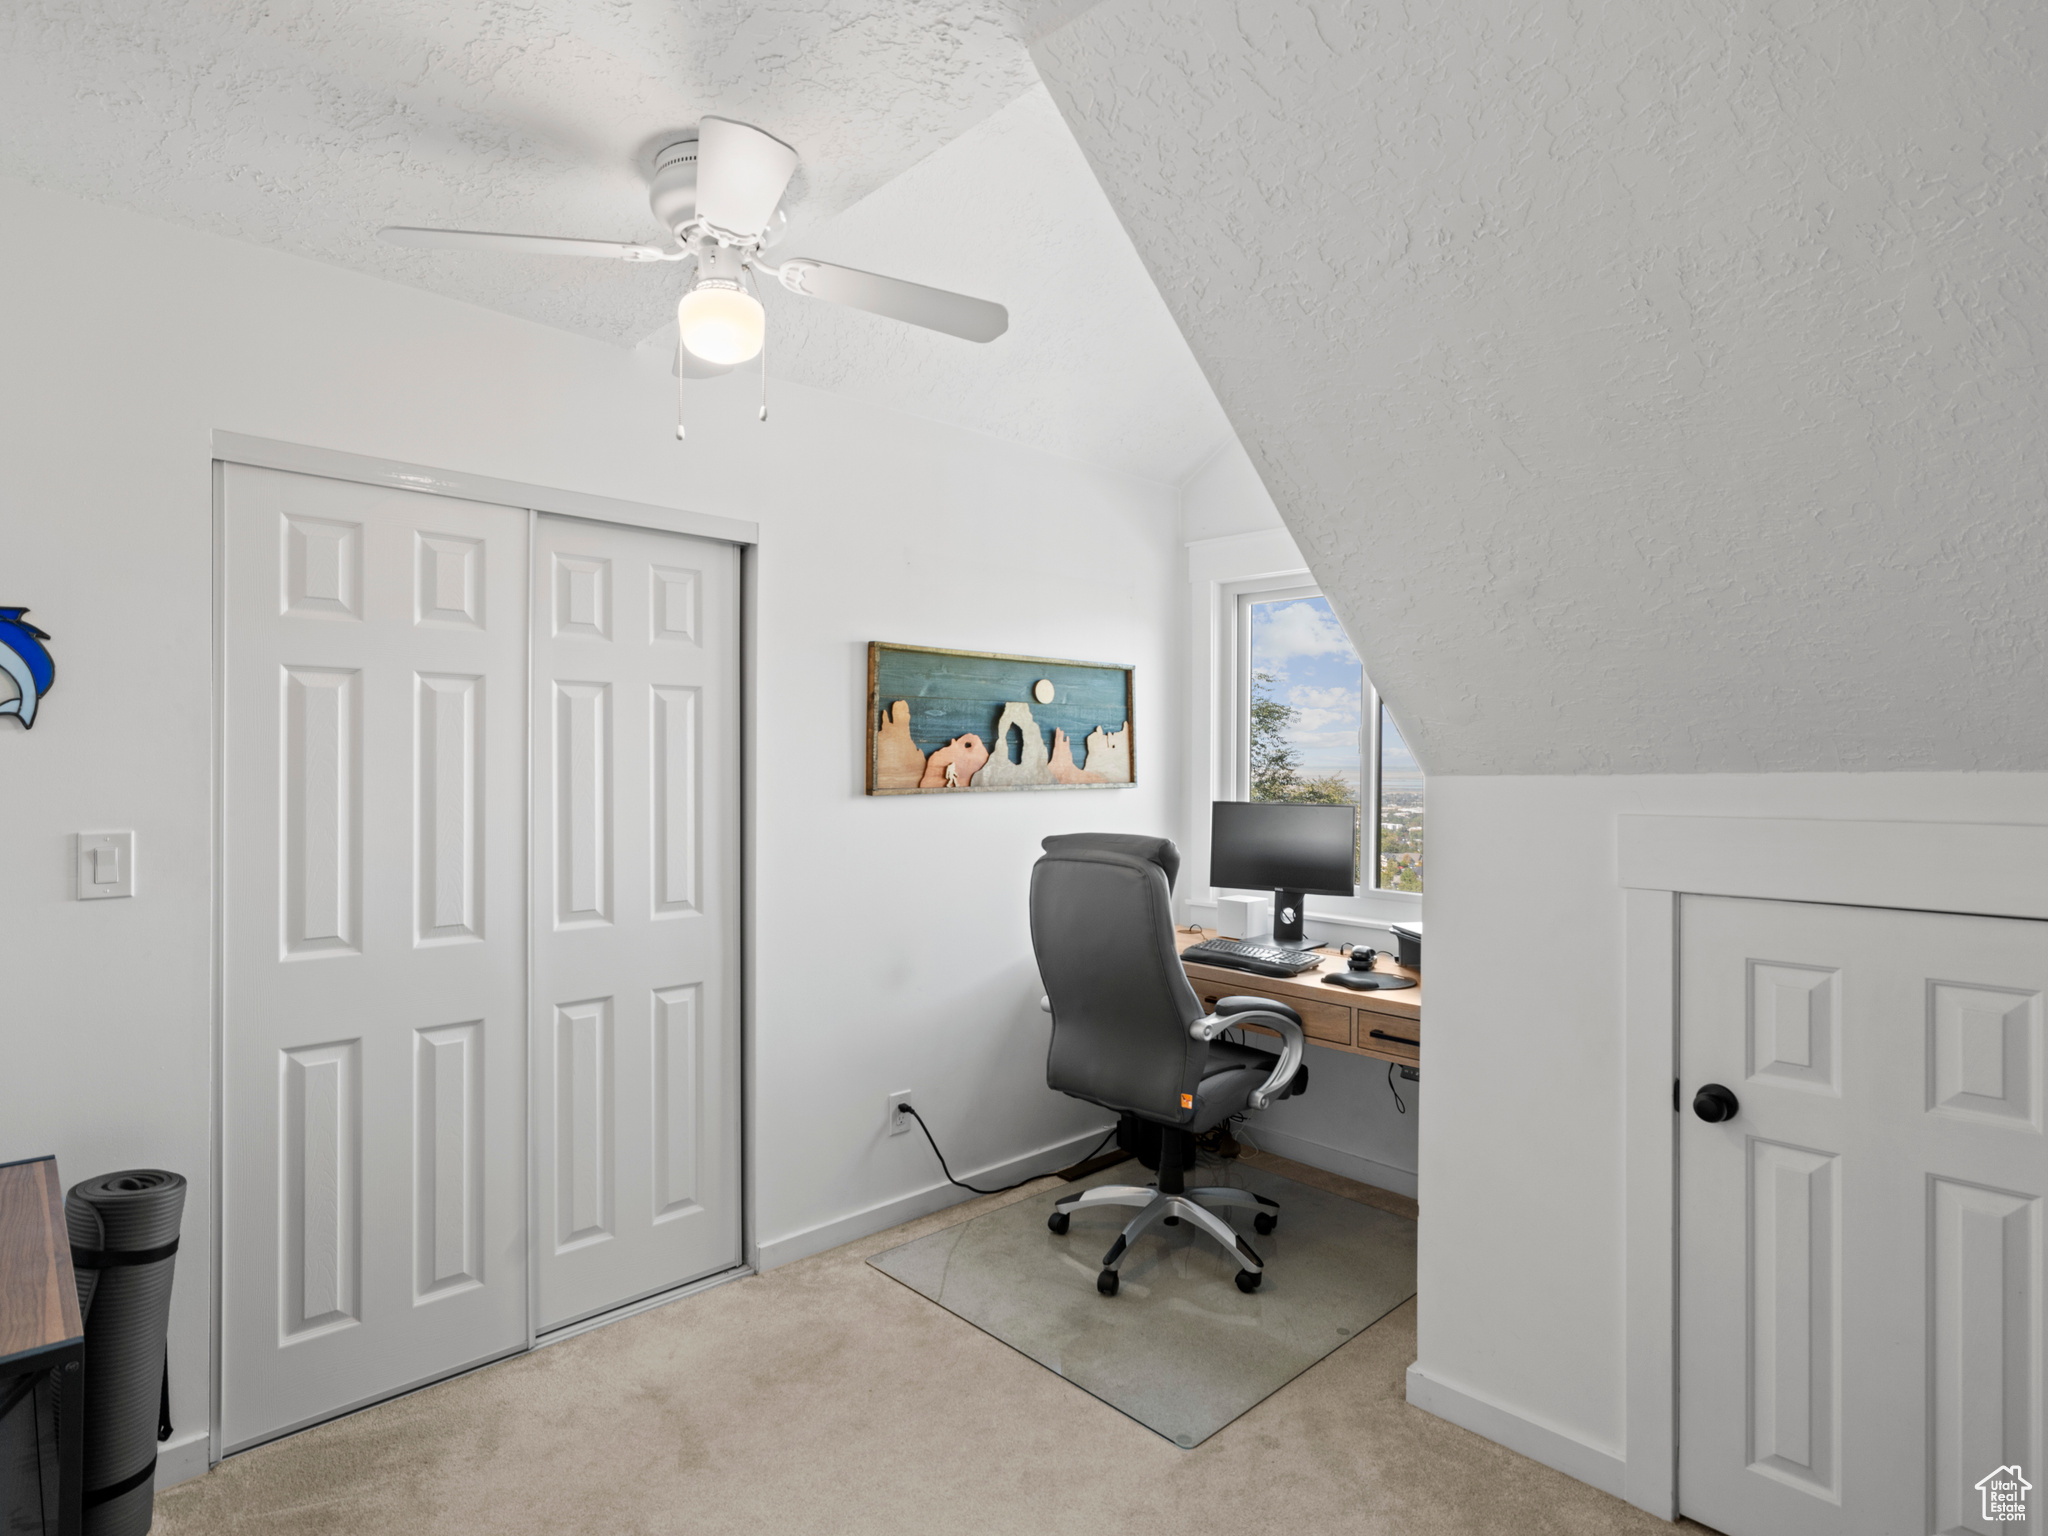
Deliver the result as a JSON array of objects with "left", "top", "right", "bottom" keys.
[{"left": 1182, "top": 529, "right": 1421, "bottom": 937}]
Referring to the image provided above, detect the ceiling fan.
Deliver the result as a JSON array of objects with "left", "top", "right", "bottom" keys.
[{"left": 379, "top": 117, "right": 1009, "bottom": 436}]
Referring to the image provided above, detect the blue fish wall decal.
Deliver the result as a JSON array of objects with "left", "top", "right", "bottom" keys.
[{"left": 0, "top": 608, "right": 55, "bottom": 729}]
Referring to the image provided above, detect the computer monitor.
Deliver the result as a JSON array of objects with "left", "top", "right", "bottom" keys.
[{"left": 1210, "top": 800, "right": 1358, "bottom": 948}]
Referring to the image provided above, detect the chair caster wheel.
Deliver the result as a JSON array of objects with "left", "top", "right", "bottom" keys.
[
  {"left": 1254, "top": 1212, "right": 1277, "bottom": 1235},
  {"left": 1047, "top": 1211, "right": 1070, "bottom": 1235},
  {"left": 1097, "top": 1268, "right": 1120, "bottom": 1296},
  {"left": 1235, "top": 1269, "right": 1263, "bottom": 1294}
]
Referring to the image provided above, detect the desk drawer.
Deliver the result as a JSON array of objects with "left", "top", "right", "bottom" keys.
[
  {"left": 1194, "top": 986, "right": 1352, "bottom": 1046},
  {"left": 1356, "top": 1028, "right": 1420, "bottom": 1067}
]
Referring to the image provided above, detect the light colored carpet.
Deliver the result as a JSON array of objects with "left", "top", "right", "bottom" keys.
[{"left": 158, "top": 1153, "right": 1703, "bottom": 1535}]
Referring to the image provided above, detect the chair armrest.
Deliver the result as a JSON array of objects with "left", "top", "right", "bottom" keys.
[
  {"left": 1213, "top": 995, "right": 1302, "bottom": 1026},
  {"left": 1189, "top": 1007, "right": 1306, "bottom": 1112}
]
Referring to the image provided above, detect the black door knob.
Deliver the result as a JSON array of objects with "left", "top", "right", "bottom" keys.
[{"left": 1692, "top": 1083, "right": 1739, "bottom": 1123}]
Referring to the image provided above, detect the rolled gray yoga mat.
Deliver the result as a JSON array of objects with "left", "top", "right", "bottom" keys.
[
  {"left": 64, "top": 1198, "right": 104, "bottom": 1323},
  {"left": 66, "top": 1171, "right": 184, "bottom": 1536}
]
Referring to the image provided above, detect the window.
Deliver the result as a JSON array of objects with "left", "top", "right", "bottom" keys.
[{"left": 1239, "top": 587, "right": 1423, "bottom": 894}]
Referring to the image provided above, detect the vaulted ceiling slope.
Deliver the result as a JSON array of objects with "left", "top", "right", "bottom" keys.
[
  {"left": 1034, "top": 1, "right": 2048, "bottom": 773},
  {"left": 0, "top": 0, "right": 1228, "bottom": 480},
  {"left": 747, "top": 85, "right": 1232, "bottom": 482}
]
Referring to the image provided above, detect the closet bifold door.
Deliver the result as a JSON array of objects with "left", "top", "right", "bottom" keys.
[
  {"left": 529, "top": 514, "right": 742, "bottom": 1333},
  {"left": 218, "top": 465, "right": 528, "bottom": 1451}
]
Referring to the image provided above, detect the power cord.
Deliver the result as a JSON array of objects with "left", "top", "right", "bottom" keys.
[
  {"left": 1386, "top": 1062, "right": 1407, "bottom": 1114},
  {"left": 899, "top": 1103, "right": 1118, "bottom": 1196}
]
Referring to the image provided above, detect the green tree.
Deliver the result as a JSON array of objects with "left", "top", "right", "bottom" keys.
[
  {"left": 1288, "top": 772, "right": 1356, "bottom": 805},
  {"left": 1250, "top": 671, "right": 1365, "bottom": 879},
  {"left": 1248, "top": 671, "right": 1302, "bottom": 801}
]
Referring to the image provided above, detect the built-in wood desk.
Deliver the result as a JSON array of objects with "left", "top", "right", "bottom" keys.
[
  {"left": 1176, "top": 929, "right": 1421, "bottom": 1071},
  {"left": 0, "top": 1155, "right": 86, "bottom": 1536}
]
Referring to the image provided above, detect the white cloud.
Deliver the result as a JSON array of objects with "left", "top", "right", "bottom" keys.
[
  {"left": 1289, "top": 684, "right": 1359, "bottom": 710},
  {"left": 1289, "top": 729, "right": 1365, "bottom": 749},
  {"left": 1293, "top": 707, "right": 1358, "bottom": 732},
  {"left": 1254, "top": 600, "right": 1359, "bottom": 666}
]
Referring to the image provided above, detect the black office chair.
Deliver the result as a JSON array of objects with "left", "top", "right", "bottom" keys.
[{"left": 1030, "top": 833, "right": 1308, "bottom": 1296}]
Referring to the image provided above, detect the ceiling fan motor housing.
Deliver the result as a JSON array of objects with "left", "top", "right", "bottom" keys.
[{"left": 649, "top": 135, "right": 698, "bottom": 235}]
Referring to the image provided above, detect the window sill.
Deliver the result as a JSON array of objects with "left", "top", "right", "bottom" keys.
[{"left": 1187, "top": 887, "right": 1422, "bottom": 933}]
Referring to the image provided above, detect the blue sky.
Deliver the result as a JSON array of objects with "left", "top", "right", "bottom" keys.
[
  {"left": 1251, "top": 596, "right": 1421, "bottom": 786},
  {"left": 1251, "top": 596, "right": 1363, "bottom": 776}
]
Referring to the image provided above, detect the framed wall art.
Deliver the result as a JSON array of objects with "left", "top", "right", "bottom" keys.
[{"left": 867, "top": 642, "right": 1135, "bottom": 795}]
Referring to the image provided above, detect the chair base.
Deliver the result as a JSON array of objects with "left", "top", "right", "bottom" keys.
[{"left": 1050, "top": 1182, "right": 1279, "bottom": 1286}]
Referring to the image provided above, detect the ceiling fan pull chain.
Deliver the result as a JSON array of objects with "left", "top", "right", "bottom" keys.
[
  {"left": 676, "top": 351, "right": 688, "bottom": 440},
  {"left": 746, "top": 261, "right": 769, "bottom": 422}
]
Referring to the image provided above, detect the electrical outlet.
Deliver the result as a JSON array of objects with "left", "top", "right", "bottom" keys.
[{"left": 887, "top": 1090, "right": 914, "bottom": 1136}]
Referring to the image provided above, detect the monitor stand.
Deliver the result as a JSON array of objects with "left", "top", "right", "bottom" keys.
[{"left": 1265, "top": 888, "right": 1322, "bottom": 951}]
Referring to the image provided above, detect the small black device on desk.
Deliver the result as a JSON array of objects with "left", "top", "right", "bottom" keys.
[
  {"left": 1181, "top": 937, "right": 1327, "bottom": 977},
  {"left": 1321, "top": 946, "right": 1418, "bottom": 992}
]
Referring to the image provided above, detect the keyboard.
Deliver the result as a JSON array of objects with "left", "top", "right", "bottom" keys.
[{"left": 1182, "top": 938, "right": 1328, "bottom": 976}]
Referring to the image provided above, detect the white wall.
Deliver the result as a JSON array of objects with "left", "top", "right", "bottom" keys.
[
  {"left": 1416, "top": 772, "right": 2048, "bottom": 1481},
  {"left": 0, "top": 175, "right": 1179, "bottom": 1468},
  {"left": 1177, "top": 439, "right": 1282, "bottom": 544}
]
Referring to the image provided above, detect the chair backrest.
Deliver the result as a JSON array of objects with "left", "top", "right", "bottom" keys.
[{"left": 1030, "top": 833, "right": 1207, "bottom": 1122}]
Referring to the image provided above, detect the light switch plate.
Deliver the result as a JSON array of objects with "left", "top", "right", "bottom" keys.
[{"left": 76, "top": 831, "right": 134, "bottom": 900}]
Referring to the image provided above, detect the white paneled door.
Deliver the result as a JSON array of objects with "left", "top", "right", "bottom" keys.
[
  {"left": 531, "top": 514, "right": 741, "bottom": 1331},
  {"left": 1679, "top": 896, "right": 2046, "bottom": 1536},
  {"left": 220, "top": 466, "right": 528, "bottom": 1450}
]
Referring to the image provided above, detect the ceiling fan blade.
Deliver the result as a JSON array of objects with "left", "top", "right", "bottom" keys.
[
  {"left": 379, "top": 226, "right": 670, "bottom": 262},
  {"left": 770, "top": 259, "right": 1008, "bottom": 343},
  {"left": 695, "top": 118, "right": 798, "bottom": 239},
  {"left": 674, "top": 342, "right": 735, "bottom": 380}
]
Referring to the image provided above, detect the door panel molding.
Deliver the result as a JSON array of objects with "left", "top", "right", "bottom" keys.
[
  {"left": 413, "top": 1019, "right": 485, "bottom": 1300},
  {"left": 1746, "top": 1138, "right": 1839, "bottom": 1497},
  {"left": 1930, "top": 1177, "right": 2036, "bottom": 1536},
  {"left": 219, "top": 466, "right": 532, "bottom": 1453},
  {"left": 280, "top": 1038, "right": 361, "bottom": 1340},
  {"left": 1620, "top": 814, "right": 2048, "bottom": 1522},
  {"left": 529, "top": 514, "right": 742, "bottom": 1334}
]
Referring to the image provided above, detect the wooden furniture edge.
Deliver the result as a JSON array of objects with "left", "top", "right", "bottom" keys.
[
  {"left": 0, "top": 1156, "right": 84, "bottom": 1365},
  {"left": 1175, "top": 929, "right": 1422, "bottom": 1068}
]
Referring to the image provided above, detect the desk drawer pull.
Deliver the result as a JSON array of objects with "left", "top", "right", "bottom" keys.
[{"left": 1367, "top": 1029, "right": 1420, "bottom": 1047}]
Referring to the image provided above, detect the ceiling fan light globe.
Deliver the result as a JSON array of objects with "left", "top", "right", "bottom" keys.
[{"left": 678, "top": 282, "right": 765, "bottom": 366}]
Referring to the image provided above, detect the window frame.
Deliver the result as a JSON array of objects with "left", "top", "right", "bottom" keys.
[{"left": 1212, "top": 576, "right": 1421, "bottom": 927}]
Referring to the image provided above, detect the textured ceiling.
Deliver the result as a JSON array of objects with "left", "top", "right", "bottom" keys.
[
  {"left": 0, "top": 0, "right": 1229, "bottom": 480},
  {"left": 1035, "top": 0, "right": 2048, "bottom": 773}
]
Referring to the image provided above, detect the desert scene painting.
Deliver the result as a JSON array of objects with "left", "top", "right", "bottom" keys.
[{"left": 867, "top": 642, "right": 1135, "bottom": 795}]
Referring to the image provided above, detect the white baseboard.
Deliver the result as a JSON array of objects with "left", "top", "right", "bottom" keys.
[
  {"left": 1247, "top": 1125, "right": 1418, "bottom": 1200},
  {"left": 156, "top": 1428, "right": 212, "bottom": 1490},
  {"left": 754, "top": 1125, "right": 1116, "bottom": 1271},
  {"left": 1404, "top": 1364, "right": 1628, "bottom": 1501}
]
